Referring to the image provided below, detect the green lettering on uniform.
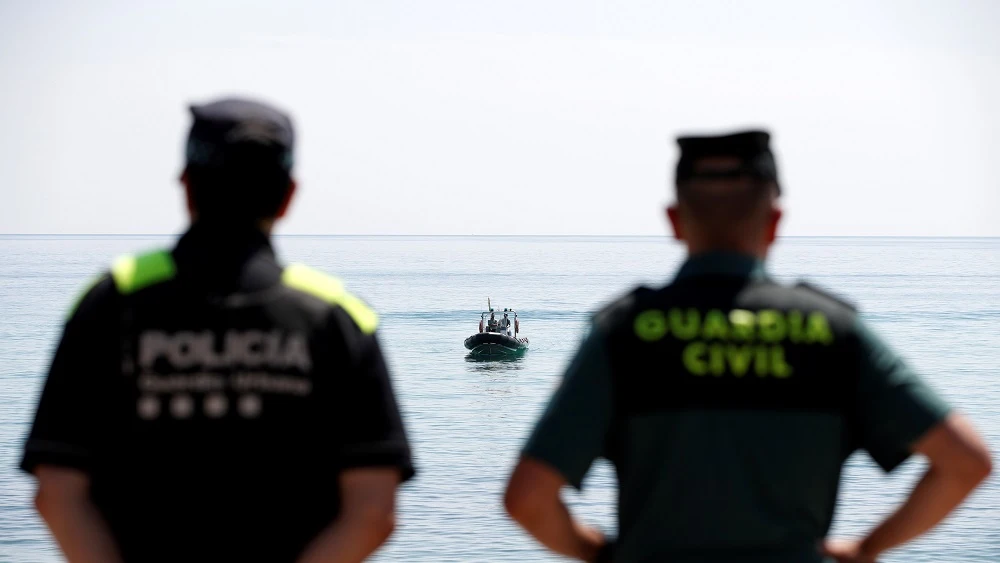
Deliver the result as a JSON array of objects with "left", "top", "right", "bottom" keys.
[
  {"left": 282, "top": 264, "right": 379, "bottom": 335},
  {"left": 702, "top": 310, "right": 729, "bottom": 340},
  {"left": 729, "top": 309, "right": 755, "bottom": 341},
  {"left": 726, "top": 345, "right": 754, "bottom": 377},
  {"left": 682, "top": 342, "right": 708, "bottom": 375},
  {"left": 669, "top": 308, "right": 700, "bottom": 340},
  {"left": 757, "top": 309, "right": 786, "bottom": 342},
  {"left": 806, "top": 312, "right": 834, "bottom": 345},
  {"left": 111, "top": 250, "right": 177, "bottom": 295},
  {"left": 771, "top": 346, "right": 793, "bottom": 377},
  {"left": 709, "top": 344, "right": 726, "bottom": 376},
  {"left": 755, "top": 345, "right": 769, "bottom": 376},
  {"left": 634, "top": 310, "right": 667, "bottom": 342},
  {"left": 787, "top": 310, "right": 805, "bottom": 343}
]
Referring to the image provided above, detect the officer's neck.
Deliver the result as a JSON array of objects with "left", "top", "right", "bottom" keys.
[
  {"left": 684, "top": 241, "right": 769, "bottom": 261},
  {"left": 257, "top": 218, "right": 276, "bottom": 235},
  {"left": 185, "top": 219, "right": 274, "bottom": 244},
  {"left": 187, "top": 216, "right": 275, "bottom": 237}
]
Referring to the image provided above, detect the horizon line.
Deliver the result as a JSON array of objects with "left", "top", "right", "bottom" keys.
[{"left": 1, "top": 233, "right": 998, "bottom": 239}]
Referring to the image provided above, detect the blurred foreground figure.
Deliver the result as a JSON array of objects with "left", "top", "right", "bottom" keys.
[
  {"left": 21, "top": 97, "right": 414, "bottom": 562},
  {"left": 504, "top": 130, "right": 990, "bottom": 563}
]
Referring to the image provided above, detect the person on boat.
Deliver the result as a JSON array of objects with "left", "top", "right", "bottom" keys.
[
  {"left": 20, "top": 97, "right": 415, "bottom": 563},
  {"left": 487, "top": 312, "right": 499, "bottom": 332},
  {"left": 502, "top": 312, "right": 512, "bottom": 336},
  {"left": 503, "top": 130, "right": 991, "bottom": 563}
]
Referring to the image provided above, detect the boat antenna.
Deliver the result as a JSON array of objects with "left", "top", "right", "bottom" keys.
[{"left": 487, "top": 297, "right": 491, "bottom": 311}]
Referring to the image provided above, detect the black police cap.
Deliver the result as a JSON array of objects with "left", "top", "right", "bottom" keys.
[
  {"left": 185, "top": 97, "right": 295, "bottom": 172},
  {"left": 675, "top": 129, "right": 780, "bottom": 194}
]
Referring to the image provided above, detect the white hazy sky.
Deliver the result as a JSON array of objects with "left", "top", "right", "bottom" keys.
[{"left": 2, "top": 0, "right": 998, "bottom": 236}]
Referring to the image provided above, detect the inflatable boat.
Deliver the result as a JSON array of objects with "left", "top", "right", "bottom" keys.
[
  {"left": 464, "top": 304, "right": 529, "bottom": 358},
  {"left": 464, "top": 331, "right": 529, "bottom": 358}
]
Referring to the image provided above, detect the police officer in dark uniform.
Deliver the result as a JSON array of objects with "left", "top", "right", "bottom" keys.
[
  {"left": 20, "top": 97, "right": 415, "bottom": 562},
  {"left": 504, "top": 131, "right": 991, "bottom": 563}
]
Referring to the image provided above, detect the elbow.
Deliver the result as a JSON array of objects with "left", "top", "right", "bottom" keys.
[
  {"left": 921, "top": 414, "right": 994, "bottom": 490},
  {"left": 967, "top": 451, "right": 993, "bottom": 485},
  {"left": 373, "top": 508, "right": 396, "bottom": 542},
  {"left": 31, "top": 466, "right": 92, "bottom": 521},
  {"left": 503, "top": 482, "right": 539, "bottom": 527},
  {"left": 357, "top": 504, "right": 396, "bottom": 543},
  {"left": 33, "top": 486, "right": 69, "bottom": 522},
  {"left": 504, "top": 458, "right": 564, "bottom": 528},
  {"left": 33, "top": 488, "right": 50, "bottom": 518},
  {"left": 503, "top": 486, "right": 521, "bottom": 521},
  {"left": 956, "top": 442, "right": 993, "bottom": 487},
  {"left": 939, "top": 446, "right": 993, "bottom": 489}
]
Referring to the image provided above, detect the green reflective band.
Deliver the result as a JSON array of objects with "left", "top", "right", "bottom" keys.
[
  {"left": 111, "top": 250, "right": 177, "bottom": 295},
  {"left": 282, "top": 264, "right": 379, "bottom": 335}
]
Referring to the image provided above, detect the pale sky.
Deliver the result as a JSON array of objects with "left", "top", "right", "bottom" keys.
[{"left": 2, "top": 0, "right": 998, "bottom": 236}]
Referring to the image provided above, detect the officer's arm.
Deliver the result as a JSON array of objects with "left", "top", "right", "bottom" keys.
[
  {"left": 504, "top": 328, "right": 613, "bottom": 561},
  {"left": 845, "top": 414, "right": 991, "bottom": 560},
  {"left": 22, "top": 277, "right": 123, "bottom": 563},
  {"left": 296, "top": 468, "right": 400, "bottom": 563},
  {"left": 34, "top": 466, "right": 124, "bottom": 563},
  {"left": 298, "top": 321, "right": 413, "bottom": 563},
  {"left": 824, "top": 322, "right": 992, "bottom": 562},
  {"left": 505, "top": 458, "right": 607, "bottom": 561}
]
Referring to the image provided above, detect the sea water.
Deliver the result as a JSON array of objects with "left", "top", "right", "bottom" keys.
[{"left": 0, "top": 235, "right": 998, "bottom": 562}]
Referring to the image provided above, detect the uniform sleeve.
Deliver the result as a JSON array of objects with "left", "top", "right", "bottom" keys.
[
  {"left": 20, "top": 276, "right": 118, "bottom": 475},
  {"left": 853, "top": 319, "right": 951, "bottom": 472},
  {"left": 333, "top": 330, "right": 415, "bottom": 482},
  {"left": 522, "top": 327, "right": 614, "bottom": 489}
]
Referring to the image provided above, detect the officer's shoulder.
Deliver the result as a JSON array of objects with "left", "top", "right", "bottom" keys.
[
  {"left": 592, "top": 285, "right": 656, "bottom": 332},
  {"left": 66, "top": 248, "right": 177, "bottom": 320},
  {"left": 66, "top": 272, "right": 118, "bottom": 321},
  {"left": 281, "top": 263, "right": 379, "bottom": 335},
  {"left": 785, "top": 279, "right": 859, "bottom": 313},
  {"left": 108, "top": 248, "right": 177, "bottom": 295}
]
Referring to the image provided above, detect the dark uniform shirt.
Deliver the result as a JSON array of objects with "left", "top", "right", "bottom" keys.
[
  {"left": 20, "top": 223, "right": 415, "bottom": 563},
  {"left": 523, "top": 252, "right": 949, "bottom": 563}
]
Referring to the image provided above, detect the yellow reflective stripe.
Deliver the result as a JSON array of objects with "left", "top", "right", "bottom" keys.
[
  {"left": 282, "top": 264, "right": 379, "bottom": 334},
  {"left": 110, "top": 250, "right": 176, "bottom": 295},
  {"left": 335, "top": 291, "right": 380, "bottom": 335}
]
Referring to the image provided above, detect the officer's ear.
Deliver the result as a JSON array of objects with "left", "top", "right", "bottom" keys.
[
  {"left": 180, "top": 169, "right": 196, "bottom": 218},
  {"left": 765, "top": 204, "right": 782, "bottom": 245},
  {"left": 666, "top": 204, "right": 685, "bottom": 241},
  {"left": 275, "top": 180, "right": 297, "bottom": 219}
]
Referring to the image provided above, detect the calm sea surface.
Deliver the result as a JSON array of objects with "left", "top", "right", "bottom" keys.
[{"left": 0, "top": 235, "right": 998, "bottom": 562}]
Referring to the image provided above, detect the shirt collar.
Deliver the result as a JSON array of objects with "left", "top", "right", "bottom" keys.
[
  {"left": 174, "top": 221, "right": 274, "bottom": 258},
  {"left": 172, "top": 221, "right": 278, "bottom": 275},
  {"left": 674, "top": 251, "right": 768, "bottom": 281},
  {"left": 170, "top": 222, "right": 282, "bottom": 293}
]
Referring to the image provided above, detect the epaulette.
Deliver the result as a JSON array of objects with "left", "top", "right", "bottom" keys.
[
  {"left": 794, "top": 280, "right": 858, "bottom": 312},
  {"left": 592, "top": 286, "right": 649, "bottom": 331},
  {"left": 111, "top": 250, "right": 178, "bottom": 295},
  {"left": 282, "top": 264, "right": 379, "bottom": 335}
]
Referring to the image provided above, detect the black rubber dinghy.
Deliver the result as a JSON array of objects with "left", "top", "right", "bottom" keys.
[{"left": 464, "top": 332, "right": 529, "bottom": 358}]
